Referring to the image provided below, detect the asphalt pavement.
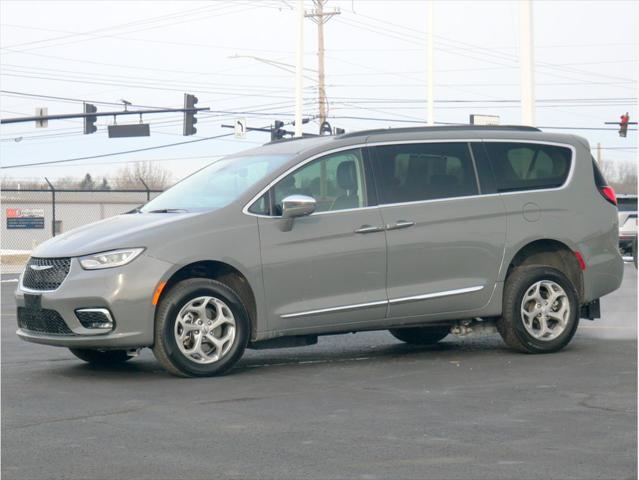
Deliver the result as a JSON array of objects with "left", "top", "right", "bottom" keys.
[{"left": 1, "top": 265, "right": 637, "bottom": 480}]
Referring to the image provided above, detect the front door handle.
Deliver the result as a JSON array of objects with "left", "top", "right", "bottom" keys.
[
  {"left": 354, "top": 225, "right": 385, "bottom": 234},
  {"left": 386, "top": 220, "right": 415, "bottom": 231}
]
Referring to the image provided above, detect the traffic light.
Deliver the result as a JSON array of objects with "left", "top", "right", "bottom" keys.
[
  {"left": 619, "top": 112, "right": 630, "bottom": 138},
  {"left": 271, "top": 120, "right": 285, "bottom": 141},
  {"left": 183, "top": 94, "right": 198, "bottom": 136},
  {"left": 83, "top": 103, "right": 97, "bottom": 134}
]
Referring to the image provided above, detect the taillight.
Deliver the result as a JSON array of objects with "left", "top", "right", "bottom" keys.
[{"left": 600, "top": 186, "right": 617, "bottom": 206}]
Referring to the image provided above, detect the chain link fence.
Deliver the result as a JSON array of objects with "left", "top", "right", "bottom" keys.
[{"left": 1, "top": 186, "right": 163, "bottom": 270}]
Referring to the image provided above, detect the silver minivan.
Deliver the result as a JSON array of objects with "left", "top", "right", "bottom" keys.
[{"left": 15, "top": 126, "right": 624, "bottom": 377}]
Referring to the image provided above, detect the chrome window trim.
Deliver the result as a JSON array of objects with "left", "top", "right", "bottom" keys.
[
  {"left": 243, "top": 139, "right": 577, "bottom": 218},
  {"left": 280, "top": 285, "right": 484, "bottom": 318}
]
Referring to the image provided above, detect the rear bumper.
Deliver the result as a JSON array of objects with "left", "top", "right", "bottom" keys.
[
  {"left": 15, "top": 254, "right": 173, "bottom": 349},
  {"left": 582, "top": 249, "right": 624, "bottom": 302}
]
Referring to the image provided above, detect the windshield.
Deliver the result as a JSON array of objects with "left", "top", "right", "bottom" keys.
[{"left": 140, "top": 154, "right": 291, "bottom": 213}]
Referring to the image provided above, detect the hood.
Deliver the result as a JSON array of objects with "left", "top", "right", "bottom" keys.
[{"left": 32, "top": 211, "right": 205, "bottom": 258}]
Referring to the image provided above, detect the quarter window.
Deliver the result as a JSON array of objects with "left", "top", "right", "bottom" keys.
[
  {"left": 272, "top": 149, "right": 367, "bottom": 214},
  {"left": 372, "top": 142, "right": 479, "bottom": 204},
  {"left": 484, "top": 142, "right": 572, "bottom": 192},
  {"left": 248, "top": 191, "right": 270, "bottom": 215}
]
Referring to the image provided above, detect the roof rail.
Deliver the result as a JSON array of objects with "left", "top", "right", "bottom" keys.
[{"left": 337, "top": 125, "right": 541, "bottom": 139}]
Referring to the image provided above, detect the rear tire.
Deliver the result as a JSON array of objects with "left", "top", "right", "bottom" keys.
[
  {"left": 632, "top": 236, "right": 637, "bottom": 269},
  {"left": 389, "top": 326, "right": 450, "bottom": 345},
  {"left": 497, "top": 266, "right": 579, "bottom": 353},
  {"left": 152, "top": 278, "right": 249, "bottom": 377},
  {"left": 69, "top": 348, "right": 131, "bottom": 365}
]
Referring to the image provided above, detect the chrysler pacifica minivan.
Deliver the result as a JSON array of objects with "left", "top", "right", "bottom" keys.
[{"left": 15, "top": 126, "right": 624, "bottom": 376}]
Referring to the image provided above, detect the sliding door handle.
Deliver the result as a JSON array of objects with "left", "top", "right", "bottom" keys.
[
  {"left": 386, "top": 220, "right": 415, "bottom": 231},
  {"left": 354, "top": 225, "right": 385, "bottom": 234}
]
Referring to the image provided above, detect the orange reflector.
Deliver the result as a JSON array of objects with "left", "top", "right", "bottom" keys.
[
  {"left": 574, "top": 251, "right": 586, "bottom": 271},
  {"left": 152, "top": 281, "right": 166, "bottom": 305}
]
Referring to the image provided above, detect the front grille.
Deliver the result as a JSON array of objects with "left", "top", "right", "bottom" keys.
[
  {"left": 17, "top": 307, "right": 74, "bottom": 335},
  {"left": 22, "top": 257, "right": 71, "bottom": 290}
]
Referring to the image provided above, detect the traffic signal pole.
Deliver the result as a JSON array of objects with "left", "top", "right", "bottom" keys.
[
  {"left": 0, "top": 107, "right": 210, "bottom": 125},
  {"left": 1, "top": 106, "right": 209, "bottom": 124},
  {"left": 1, "top": 95, "right": 209, "bottom": 137}
]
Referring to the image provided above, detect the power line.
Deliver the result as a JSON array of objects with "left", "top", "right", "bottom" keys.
[
  {"left": 0, "top": 132, "right": 237, "bottom": 169},
  {"left": 1, "top": 5, "right": 218, "bottom": 49},
  {"left": 334, "top": 14, "right": 638, "bottom": 92},
  {"left": 340, "top": 12, "right": 638, "bottom": 85},
  {"left": 2, "top": 2, "right": 266, "bottom": 53}
]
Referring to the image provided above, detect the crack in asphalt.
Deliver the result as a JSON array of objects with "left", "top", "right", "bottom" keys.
[{"left": 5, "top": 405, "right": 148, "bottom": 431}]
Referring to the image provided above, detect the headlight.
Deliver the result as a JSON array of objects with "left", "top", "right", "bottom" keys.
[{"left": 79, "top": 248, "right": 145, "bottom": 270}]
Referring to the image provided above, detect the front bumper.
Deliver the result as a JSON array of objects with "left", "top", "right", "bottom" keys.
[{"left": 15, "top": 254, "right": 174, "bottom": 349}]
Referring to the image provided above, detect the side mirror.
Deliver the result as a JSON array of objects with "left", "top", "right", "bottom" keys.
[{"left": 281, "top": 195, "right": 316, "bottom": 218}]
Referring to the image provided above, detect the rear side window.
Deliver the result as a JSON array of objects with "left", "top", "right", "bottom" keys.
[
  {"left": 484, "top": 142, "right": 572, "bottom": 192},
  {"left": 372, "top": 142, "right": 479, "bottom": 204}
]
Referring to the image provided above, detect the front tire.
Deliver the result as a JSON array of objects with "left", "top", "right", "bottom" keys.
[
  {"left": 152, "top": 278, "right": 249, "bottom": 377},
  {"left": 69, "top": 348, "right": 131, "bottom": 365},
  {"left": 389, "top": 326, "right": 450, "bottom": 345},
  {"left": 497, "top": 266, "right": 579, "bottom": 353}
]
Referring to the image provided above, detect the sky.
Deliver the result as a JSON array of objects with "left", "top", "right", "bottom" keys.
[{"left": 0, "top": 0, "right": 637, "bottom": 184}]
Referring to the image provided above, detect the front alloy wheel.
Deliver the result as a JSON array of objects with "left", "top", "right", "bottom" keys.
[
  {"left": 174, "top": 296, "right": 236, "bottom": 364},
  {"left": 153, "top": 278, "right": 249, "bottom": 377}
]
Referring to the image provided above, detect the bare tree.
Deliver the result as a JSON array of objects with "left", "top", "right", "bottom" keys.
[
  {"left": 110, "top": 161, "right": 173, "bottom": 190},
  {"left": 1, "top": 177, "right": 47, "bottom": 189},
  {"left": 597, "top": 158, "right": 637, "bottom": 195},
  {"left": 79, "top": 173, "right": 95, "bottom": 190}
]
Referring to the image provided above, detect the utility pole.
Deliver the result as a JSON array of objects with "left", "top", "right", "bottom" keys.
[
  {"left": 519, "top": 0, "right": 536, "bottom": 126},
  {"left": 597, "top": 142, "right": 602, "bottom": 165},
  {"left": 426, "top": 0, "right": 434, "bottom": 126},
  {"left": 305, "top": 0, "right": 340, "bottom": 132},
  {"left": 294, "top": 0, "right": 304, "bottom": 137}
]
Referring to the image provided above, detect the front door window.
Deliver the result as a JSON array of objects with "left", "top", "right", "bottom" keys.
[{"left": 273, "top": 149, "right": 367, "bottom": 214}]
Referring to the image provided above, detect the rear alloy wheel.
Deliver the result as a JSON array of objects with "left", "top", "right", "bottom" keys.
[
  {"left": 389, "top": 326, "right": 450, "bottom": 345},
  {"left": 153, "top": 278, "right": 249, "bottom": 377},
  {"left": 69, "top": 348, "right": 131, "bottom": 365},
  {"left": 497, "top": 266, "right": 579, "bottom": 353}
]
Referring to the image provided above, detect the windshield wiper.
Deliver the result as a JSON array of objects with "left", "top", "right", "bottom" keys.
[{"left": 146, "top": 208, "right": 188, "bottom": 213}]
